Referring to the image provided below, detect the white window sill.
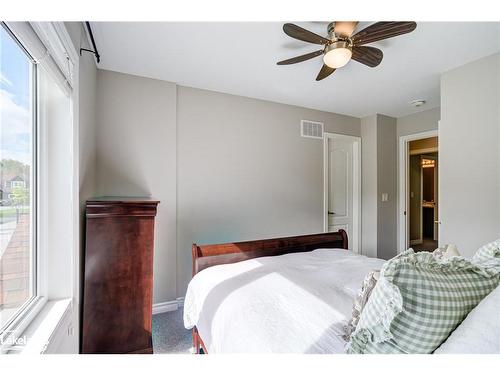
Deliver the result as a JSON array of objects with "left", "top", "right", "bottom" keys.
[{"left": 9, "top": 298, "right": 73, "bottom": 354}]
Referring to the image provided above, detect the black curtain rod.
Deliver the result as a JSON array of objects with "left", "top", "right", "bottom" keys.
[{"left": 80, "top": 21, "right": 100, "bottom": 63}]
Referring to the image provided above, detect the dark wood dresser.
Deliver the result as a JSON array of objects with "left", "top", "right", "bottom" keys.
[{"left": 81, "top": 197, "right": 160, "bottom": 354}]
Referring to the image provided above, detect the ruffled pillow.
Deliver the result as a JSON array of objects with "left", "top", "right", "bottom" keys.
[
  {"left": 347, "top": 249, "right": 500, "bottom": 354},
  {"left": 344, "top": 270, "right": 380, "bottom": 340},
  {"left": 472, "top": 239, "right": 500, "bottom": 265},
  {"left": 343, "top": 245, "right": 460, "bottom": 345}
]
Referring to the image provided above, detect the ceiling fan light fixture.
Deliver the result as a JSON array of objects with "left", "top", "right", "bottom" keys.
[
  {"left": 323, "top": 41, "right": 352, "bottom": 69},
  {"left": 278, "top": 21, "right": 417, "bottom": 81}
]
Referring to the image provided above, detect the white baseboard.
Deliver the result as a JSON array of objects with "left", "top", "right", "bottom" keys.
[
  {"left": 153, "top": 297, "right": 185, "bottom": 315},
  {"left": 176, "top": 297, "right": 184, "bottom": 307}
]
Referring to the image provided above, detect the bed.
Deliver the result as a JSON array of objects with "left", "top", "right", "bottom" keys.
[{"left": 184, "top": 230, "right": 386, "bottom": 353}]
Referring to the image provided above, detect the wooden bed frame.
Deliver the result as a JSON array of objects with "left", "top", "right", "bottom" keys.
[{"left": 190, "top": 230, "right": 348, "bottom": 354}]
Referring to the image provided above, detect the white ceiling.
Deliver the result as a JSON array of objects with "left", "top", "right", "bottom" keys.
[{"left": 91, "top": 22, "right": 500, "bottom": 118}]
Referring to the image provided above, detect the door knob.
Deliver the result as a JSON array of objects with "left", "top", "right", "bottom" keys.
[
  {"left": 434, "top": 220, "right": 441, "bottom": 224},
  {"left": 328, "top": 211, "right": 335, "bottom": 215}
]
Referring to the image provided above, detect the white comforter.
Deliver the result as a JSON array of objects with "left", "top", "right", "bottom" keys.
[{"left": 184, "top": 248, "right": 385, "bottom": 353}]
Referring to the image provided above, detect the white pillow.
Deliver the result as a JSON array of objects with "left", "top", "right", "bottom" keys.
[
  {"left": 434, "top": 285, "right": 500, "bottom": 354},
  {"left": 433, "top": 244, "right": 460, "bottom": 260}
]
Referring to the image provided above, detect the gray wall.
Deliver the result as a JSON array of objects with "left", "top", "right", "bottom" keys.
[
  {"left": 440, "top": 53, "right": 500, "bottom": 257},
  {"left": 96, "top": 70, "right": 178, "bottom": 303},
  {"left": 360, "top": 114, "right": 398, "bottom": 260},
  {"left": 397, "top": 107, "right": 440, "bottom": 137},
  {"left": 65, "top": 23, "right": 98, "bottom": 237},
  {"left": 94, "top": 73, "right": 361, "bottom": 303},
  {"left": 360, "top": 115, "right": 378, "bottom": 258},
  {"left": 376, "top": 115, "right": 398, "bottom": 260}
]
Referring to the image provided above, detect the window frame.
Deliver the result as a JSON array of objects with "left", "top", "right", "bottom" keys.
[
  {"left": 0, "top": 23, "right": 45, "bottom": 351},
  {"left": 0, "top": 21, "right": 80, "bottom": 354}
]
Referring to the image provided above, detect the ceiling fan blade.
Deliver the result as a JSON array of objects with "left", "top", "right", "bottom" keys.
[
  {"left": 334, "top": 21, "right": 359, "bottom": 38},
  {"left": 351, "top": 46, "right": 383, "bottom": 67},
  {"left": 351, "top": 22, "right": 417, "bottom": 46},
  {"left": 277, "top": 50, "right": 323, "bottom": 65},
  {"left": 283, "top": 23, "right": 331, "bottom": 45},
  {"left": 316, "top": 64, "right": 336, "bottom": 81}
]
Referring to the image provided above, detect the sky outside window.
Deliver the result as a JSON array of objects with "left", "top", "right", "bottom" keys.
[
  {"left": 0, "top": 25, "right": 34, "bottom": 333},
  {"left": 0, "top": 26, "right": 32, "bottom": 165}
]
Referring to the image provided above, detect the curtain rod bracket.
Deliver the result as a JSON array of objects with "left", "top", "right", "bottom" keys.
[
  {"left": 82, "top": 21, "right": 100, "bottom": 63},
  {"left": 80, "top": 48, "right": 99, "bottom": 62}
]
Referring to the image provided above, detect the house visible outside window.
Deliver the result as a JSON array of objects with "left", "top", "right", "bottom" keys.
[
  {"left": 11, "top": 179, "right": 26, "bottom": 189},
  {"left": 0, "top": 25, "right": 36, "bottom": 334}
]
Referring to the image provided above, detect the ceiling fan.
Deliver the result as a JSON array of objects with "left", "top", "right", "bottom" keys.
[{"left": 277, "top": 21, "right": 417, "bottom": 81}]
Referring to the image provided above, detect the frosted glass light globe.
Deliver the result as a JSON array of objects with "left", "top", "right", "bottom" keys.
[{"left": 323, "top": 42, "right": 352, "bottom": 69}]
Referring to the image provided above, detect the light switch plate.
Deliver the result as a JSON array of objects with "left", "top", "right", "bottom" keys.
[{"left": 382, "top": 193, "right": 389, "bottom": 202}]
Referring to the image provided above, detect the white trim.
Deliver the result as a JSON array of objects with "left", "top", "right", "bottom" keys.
[
  {"left": 51, "top": 23, "right": 79, "bottom": 64},
  {"left": 65, "top": 22, "right": 80, "bottom": 352},
  {"left": 433, "top": 152, "right": 439, "bottom": 241},
  {"left": 5, "top": 22, "right": 72, "bottom": 95},
  {"left": 398, "top": 130, "right": 438, "bottom": 253},
  {"left": 17, "top": 298, "right": 72, "bottom": 354},
  {"left": 419, "top": 155, "right": 423, "bottom": 244},
  {"left": 30, "top": 22, "right": 76, "bottom": 89},
  {"left": 153, "top": 297, "right": 185, "bottom": 315},
  {"left": 437, "top": 120, "right": 441, "bottom": 242},
  {"left": 176, "top": 297, "right": 185, "bottom": 307},
  {"left": 152, "top": 301, "right": 177, "bottom": 315},
  {"left": 0, "top": 297, "right": 47, "bottom": 353},
  {"left": 323, "top": 132, "right": 361, "bottom": 253}
]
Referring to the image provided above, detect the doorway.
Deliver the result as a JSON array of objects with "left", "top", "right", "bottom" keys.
[
  {"left": 323, "top": 133, "right": 361, "bottom": 253},
  {"left": 399, "top": 131, "right": 439, "bottom": 252}
]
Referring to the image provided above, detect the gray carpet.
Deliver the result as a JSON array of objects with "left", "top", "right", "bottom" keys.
[{"left": 152, "top": 308, "right": 193, "bottom": 354}]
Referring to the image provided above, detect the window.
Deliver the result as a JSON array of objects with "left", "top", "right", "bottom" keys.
[
  {"left": 0, "top": 21, "right": 78, "bottom": 353},
  {"left": 0, "top": 25, "right": 37, "bottom": 334}
]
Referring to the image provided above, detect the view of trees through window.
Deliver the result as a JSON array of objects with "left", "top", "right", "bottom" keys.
[{"left": 0, "top": 25, "right": 35, "bottom": 332}]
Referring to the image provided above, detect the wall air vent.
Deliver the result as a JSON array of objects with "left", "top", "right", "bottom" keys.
[{"left": 301, "top": 120, "right": 324, "bottom": 139}]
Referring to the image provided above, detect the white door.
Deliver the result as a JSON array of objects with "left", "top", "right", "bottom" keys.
[{"left": 325, "top": 134, "right": 359, "bottom": 251}]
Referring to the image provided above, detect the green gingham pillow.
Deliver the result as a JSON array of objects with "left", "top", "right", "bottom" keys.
[
  {"left": 347, "top": 249, "right": 500, "bottom": 354},
  {"left": 472, "top": 239, "right": 500, "bottom": 265}
]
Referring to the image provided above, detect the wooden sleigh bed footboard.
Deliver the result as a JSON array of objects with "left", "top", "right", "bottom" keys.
[{"left": 190, "top": 230, "right": 348, "bottom": 354}]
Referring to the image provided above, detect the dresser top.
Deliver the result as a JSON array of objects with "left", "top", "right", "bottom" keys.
[{"left": 87, "top": 196, "right": 160, "bottom": 205}]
